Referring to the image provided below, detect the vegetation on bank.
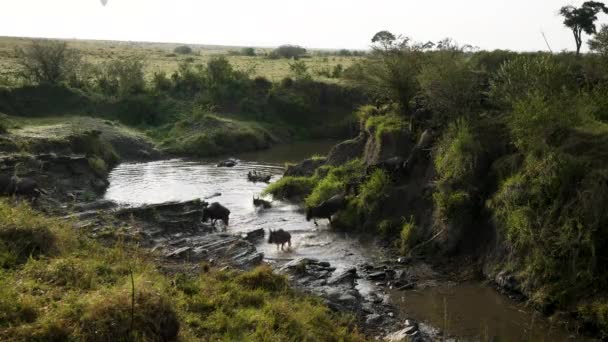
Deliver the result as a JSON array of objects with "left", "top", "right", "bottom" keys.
[
  {"left": 0, "top": 200, "right": 364, "bottom": 341},
  {"left": 0, "top": 39, "right": 365, "bottom": 156},
  {"left": 263, "top": 26, "right": 608, "bottom": 336}
]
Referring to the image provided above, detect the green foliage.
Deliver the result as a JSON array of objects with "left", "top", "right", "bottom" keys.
[
  {"left": 158, "top": 110, "right": 278, "bottom": 157},
  {"left": 509, "top": 91, "right": 587, "bottom": 152},
  {"left": 353, "top": 169, "right": 391, "bottom": 218},
  {"left": 15, "top": 40, "right": 81, "bottom": 85},
  {"left": 263, "top": 176, "right": 317, "bottom": 200},
  {"left": 95, "top": 57, "right": 146, "bottom": 97},
  {"left": 560, "top": 1, "right": 608, "bottom": 55},
  {"left": 579, "top": 300, "right": 608, "bottom": 338},
  {"left": 417, "top": 51, "right": 482, "bottom": 120},
  {"left": 305, "top": 160, "right": 365, "bottom": 207},
  {"left": 271, "top": 45, "right": 307, "bottom": 59},
  {"left": 490, "top": 152, "right": 608, "bottom": 306},
  {"left": 240, "top": 47, "right": 256, "bottom": 56},
  {"left": 0, "top": 202, "right": 64, "bottom": 268},
  {"left": 289, "top": 60, "right": 311, "bottom": 81},
  {"left": 400, "top": 216, "right": 419, "bottom": 254},
  {"left": 490, "top": 55, "right": 574, "bottom": 108},
  {"left": 0, "top": 201, "right": 364, "bottom": 341},
  {"left": 434, "top": 118, "right": 482, "bottom": 184},
  {"left": 589, "top": 24, "right": 608, "bottom": 56},
  {"left": 364, "top": 113, "right": 409, "bottom": 140}
]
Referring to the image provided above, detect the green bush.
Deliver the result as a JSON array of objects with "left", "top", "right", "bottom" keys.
[
  {"left": 305, "top": 160, "right": 365, "bottom": 207},
  {"left": 95, "top": 57, "right": 146, "bottom": 97},
  {"left": 15, "top": 40, "right": 81, "bottom": 85},
  {"left": 354, "top": 169, "right": 391, "bottom": 218},
  {"left": 264, "top": 176, "right": 317, "bottom": 200},
  {"left": 173, "top": 45, "right": 193, "bottom": 54}
]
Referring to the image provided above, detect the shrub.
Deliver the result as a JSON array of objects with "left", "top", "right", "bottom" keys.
[
  {"left": 173, "top": 45, "right": 193, "bottom": 54},
  {"left": 354, "top": 169, "right": 391, "bottom": 218},
  {"left": 76, "top": 280, "right": 179, "bottom": 341},
  {"left": 289, "top": 60, "right": 311, "bottom": 81},
  {"left": 95, "top": 57, "right": 146, "bottom": 97},
  {"left": 434, "top": 118, "right": 482, "bottom": 184},
  {"left": 15, "top": 40, "right": 81, "bottom": 85},
  {"left": 0, "top": 202, "right": 60, "bottom": 268},
  {"left": 305, "top": 160, "right": 365, "bottom": 207},
  {"left": 241, "top": 47, "right": 256, "bottom": 56},
  {"left": 272, "top": 45, "right": 307, "bottom": 59},
  {"left": 264, "top": 176, "right": 317, "bottom": 200},
  {"left": 365, "top": 113, "right": 409, "bottom": 140},
  {"left": 400, "top": 216, "right": 419, "bottom": 254}
]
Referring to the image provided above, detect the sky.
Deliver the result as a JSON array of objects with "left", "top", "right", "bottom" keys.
[{"left": 0, "top": 0, "right": 603, "bottom": 52}]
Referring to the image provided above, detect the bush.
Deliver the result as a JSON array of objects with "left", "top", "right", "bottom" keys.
[
  {"left": 264, "top": 176, "right": 317, "bottom": 200},
  {"left": 272, "top": 45, "right": 307, "bottom": 59},
  {"left": 241, "top": 47, "right": 256, "bottom": 56},
  {"left": 305, "top": 160, "right": 365, "bottom": 207},
  {"left": 354, "top": 169, "right": 391, "bottom": 218},
  {"left": 75, "top": 281, "right": 179, "bottom": 341},
  {"left": 95, "top": 57, "right": 146, "bottom": 97},
  {"left": 173, "top": 45, "right": 193, "bottom": 54},
  {"left": 15, "top": 40, "right": 81, "bottom": 85},
  {"left": 400, "top": 216, "right": 419, "bottom": 254},
  {"left": 0, "top": 201, "right": 62, "bottom": 268}
]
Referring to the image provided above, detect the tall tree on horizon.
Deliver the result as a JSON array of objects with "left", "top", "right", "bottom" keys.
[{"left": 560, "top": 1, "right": 608, "bottom": 55}]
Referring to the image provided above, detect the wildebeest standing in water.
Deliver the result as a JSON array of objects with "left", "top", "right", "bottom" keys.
[
  {"left": 253, "top": 196, "right": 272, "bottom": 209},
  {"left": 306, "top": 194, "right": 347, "bottom": 226},
  {"left": 202, "top": 202, "right": 230, "bottom": 226},
  {"left": 268, "top": 229, "right": 291, "bottom": 251}
]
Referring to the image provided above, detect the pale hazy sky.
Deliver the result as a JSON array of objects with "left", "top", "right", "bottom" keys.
[{"left": 0, "top": 0, "right": 603, "bottom": 52}]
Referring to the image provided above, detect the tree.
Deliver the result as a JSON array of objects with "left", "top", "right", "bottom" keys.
[
  {"left": 589, "top": 24, "right": 608, "bottom": 55},
  {"left": 560, "top": 1, "right": 608, "bottom": 56},
  {"left": 173, "top": 45, "right": 193, "bottom": 54},
  {"left": 272, "top": 45, "right": 307, "bottom": 59},
  {"left": 15, "top": 40, "right": 81, "bottom": 84},
  {"left": 288, "top": 60, "right": 310, "bottom": 80}
]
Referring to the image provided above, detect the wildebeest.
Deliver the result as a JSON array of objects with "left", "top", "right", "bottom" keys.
[
  {"left": 202, "top": 202, "right": 230, "bottom": 226},
  {"left": 0, "top": 175, "right": 45, "bottom": 197},
  {"left": 253, "top": 196, "right": 272, "bottom": 209},
  {"left": 247, "top": 171, "right": 271, "bottom": 183},
  {"left": 306, "top": 194, "right": 347, "bottom": 226},
  {"left": 268, "top": 229, "right": 291, "bottom": 250},
  {"left": 217, "top": 159, "right": 237, "bottom": 167},
  {"left": 366, "top": 156, "right": 407, "bottom": 177}
]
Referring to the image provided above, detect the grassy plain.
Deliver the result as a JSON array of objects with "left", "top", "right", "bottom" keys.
[{"left": 0, "top": 36, "right": 361, "bottom": 84}]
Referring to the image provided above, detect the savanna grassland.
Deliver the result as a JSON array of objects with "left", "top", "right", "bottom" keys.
[{"left": 0, "top": 36, "right": 360, "bottom": 85}]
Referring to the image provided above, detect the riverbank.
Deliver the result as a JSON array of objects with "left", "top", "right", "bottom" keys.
[{"left": 0, "top": 129, "right": 371, "bottom": 340}]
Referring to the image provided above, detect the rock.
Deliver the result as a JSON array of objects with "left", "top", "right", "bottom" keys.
[
  {"left": 368, "top": 271, "right": 386, "bottom": 280},
  {"left": 385, "top": 269, "right": 396, "bottom": 280},
  {"left": 284, "top": 157, "right": 326, "bottom": 177},
  {"left": 363, "top": 124, "right": 414, "bottom": 166},
  {"left": 397, "top": 256, "right": 411, "bottom": 264},
  {"left": 326, "top": 133, "right": 366, "bottom": 166},
  {"left": 385, "top": 328, "right": 410, "bottom": 341},
  {"left": 216, "top": 159, "right": 237, "bottom": 167},
  {"left": 166, "top": 246, "right": 192, "bottom": 258},
  {"left": 397, "top": 283, "right": 415, "bottom": 291},
  {"left": 318, "top": 261, "right": 331, "bottom": 268},
  {"left": 365, "top": 313, "right": 382, "bottom": 325},
  {"left": 338, "top": 294, "right": 358, "bottom": 307},
  {"left": 244, "top": 228, "right": 264, "bottom": 242},
  {"left": 329, "top": 267, "right": 357, "bottom": 285}
]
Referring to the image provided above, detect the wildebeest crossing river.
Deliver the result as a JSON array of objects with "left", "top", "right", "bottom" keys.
[{"left": 105, "top": 140, "right": 581, "bottom": 341}]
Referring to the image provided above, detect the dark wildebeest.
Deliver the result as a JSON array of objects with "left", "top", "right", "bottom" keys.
[
  {"left": 217, "top": 159, "right": 237, "bottom": 167},
  {"left": 202, "top": 202, "right": 230, "bottom": 226},
  {"left": 247, "top": 171, "right": 271, "bottom": 183},
  {"left": 366, "top": 156, "right": 406, "bottom": 177},
  {"left": 253, "top": 196, "right": 272, "bottom": 209},
  {"left": 268, "top": 229, "right": 291, "bottom": 251},
  {"left": 306, "top": 194, "right": 347, "bottom": 226},
  {"left": 0, "top": 176, "right": 44, "bottom": 197}
]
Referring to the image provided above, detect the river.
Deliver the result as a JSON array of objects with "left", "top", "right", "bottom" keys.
[{"left": 104, "top": 140, "right": 581, "bottom": 341}]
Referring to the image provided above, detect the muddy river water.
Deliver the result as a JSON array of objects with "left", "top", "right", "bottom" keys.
[{"left": 105, "top": 140, "right": 581, "bottom": 341}]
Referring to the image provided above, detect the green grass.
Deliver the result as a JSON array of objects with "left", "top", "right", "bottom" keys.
[
  {"left": 156, "top": 112, "right": 285, "bottom": 157},
  {"left": 0, "top": 200, "right": 366, "bottom": 341},
  {"left": 0, "top": 36, "right": 361, "bottom": 84}
]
